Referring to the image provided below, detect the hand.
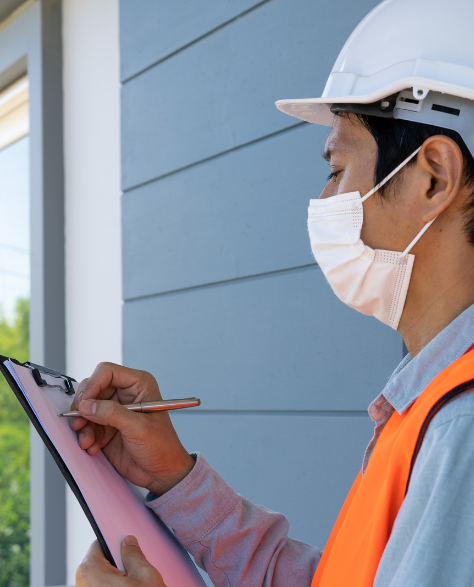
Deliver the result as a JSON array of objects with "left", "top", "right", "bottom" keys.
[
  {"left": 70, "top": 362, "right": 195, "bottom": 496},
  {"left": 76, "top": 536, "right": 166, "bottom": 586}
]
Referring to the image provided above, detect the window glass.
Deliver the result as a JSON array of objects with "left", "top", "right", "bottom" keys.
[{"left": 0, "top": 136, "right": 30, "bottom": 318}]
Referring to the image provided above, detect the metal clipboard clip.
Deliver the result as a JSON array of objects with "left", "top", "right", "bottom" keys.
[{"left": 22, "top": 362, "right": 77, "bottom": 396}]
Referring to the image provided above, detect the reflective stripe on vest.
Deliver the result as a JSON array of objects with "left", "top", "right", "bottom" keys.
[{"left": 311, "top": 346, "right": 474, "bottom": 587}]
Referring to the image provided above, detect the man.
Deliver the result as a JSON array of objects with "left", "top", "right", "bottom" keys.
[{"left": 75, "top": 0, "right": 474, "bottom": 585}]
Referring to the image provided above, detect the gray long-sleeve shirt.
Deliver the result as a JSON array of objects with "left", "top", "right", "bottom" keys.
[{"left": 146, "top": 304, "right": 474, "bottom": 586}]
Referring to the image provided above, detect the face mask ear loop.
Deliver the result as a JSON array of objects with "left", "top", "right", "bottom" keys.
[
  {"left": 360, "top": 146, "right": 422, "bottom": 204},
  {"left": 400, "top": 216, "right": 438, "bottom": 258}
]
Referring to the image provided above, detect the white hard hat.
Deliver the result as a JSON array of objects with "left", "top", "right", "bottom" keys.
[{"left": 276, "top": 0, "right": 474, "bottom": 156}]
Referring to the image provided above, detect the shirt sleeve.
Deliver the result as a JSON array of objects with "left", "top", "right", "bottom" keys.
[
  {"left": 374, "top": 392, "right": 474, "bottom": 587},
  {"left": 145, "top": 453, "right": 321, "bottom": 587}
]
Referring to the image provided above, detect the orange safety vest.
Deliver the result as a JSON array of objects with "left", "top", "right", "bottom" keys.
[{"left": 311, "top": 346, "right": 474, "bottom": 587}]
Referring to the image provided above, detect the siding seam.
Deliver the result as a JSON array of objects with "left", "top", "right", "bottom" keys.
[
  {"left": 123, "top": 263, "right": 318, "bottom": 303},
  {"left": 121, "top": 0, "right": 275, "bottom": 84},
  {"left": 122, "top": 121, "right": 307, "bottom": 194}
]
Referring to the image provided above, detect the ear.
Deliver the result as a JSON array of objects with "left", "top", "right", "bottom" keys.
[{"left": 416, "top": 135, "right": 464, "bottom": 222}]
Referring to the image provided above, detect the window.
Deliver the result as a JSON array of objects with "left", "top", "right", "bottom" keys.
[{"left": 0, "top": 74, "right": 30, "bottom": 587}]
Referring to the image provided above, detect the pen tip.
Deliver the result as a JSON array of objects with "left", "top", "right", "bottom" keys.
[{"left": 57, "top": 413, "right": 64, "bottom": 417}]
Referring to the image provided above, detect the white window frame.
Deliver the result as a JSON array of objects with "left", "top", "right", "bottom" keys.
[{"left": 0, "top": 2, "right": 67, "bottom": 586}]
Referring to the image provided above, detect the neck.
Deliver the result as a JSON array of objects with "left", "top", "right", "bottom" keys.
[{"left": 399, "top": 221, "right": 474, "bottom": 357}]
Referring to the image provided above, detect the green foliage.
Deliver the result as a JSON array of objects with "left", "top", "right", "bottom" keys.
[
  {"left": 0, "top": 299, "right": 30, "bottom": 587},
  {"left": 0, "top": 425, "right": 29, "bottom": 586}
]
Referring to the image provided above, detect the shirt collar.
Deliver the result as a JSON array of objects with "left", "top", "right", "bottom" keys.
[{"left": 371, "top": 303, "right": 474, "bottom": 417}]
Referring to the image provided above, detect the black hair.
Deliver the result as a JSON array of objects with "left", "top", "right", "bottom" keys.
[{"left": 353, "top": 114, "right": 474, "bottom": 245}]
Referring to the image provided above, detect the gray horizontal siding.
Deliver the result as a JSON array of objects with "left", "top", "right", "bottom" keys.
[
  {"left": 122, "top": 123, "right": 326, "bottom": 300},
  {"left": 123, "top": 266, "right": 402, "bottom": 412},
  {"left": 171, "top": 411, "right": 373, "bottom": 547},
  {"left": 119, "top": 0, "right": 265, "bottom": 82},
  {"left": 120, "top": 0, "right": 396, "bottom": 576},
  {"left": 121, "top": 0, "right": 380, "bottom": 191}
]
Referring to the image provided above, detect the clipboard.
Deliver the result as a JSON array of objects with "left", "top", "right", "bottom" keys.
[{"left": 0, "top": 355, "right": 206, "bottom": 586}]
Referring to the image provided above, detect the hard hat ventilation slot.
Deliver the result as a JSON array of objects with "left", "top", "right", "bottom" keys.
[
  {"left": 395, "top": 90, "right": 424, "bottom": 113},
  {"left": 400, "top": 97, "right": 419, "bottom": 105},
  {"left": 431, "top": 104, "right": 460, "bottom": 116}
]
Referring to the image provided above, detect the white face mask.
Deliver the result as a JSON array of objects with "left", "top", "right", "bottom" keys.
[{"left": 308, "top": 147, "right": 436, "bottom": 330}]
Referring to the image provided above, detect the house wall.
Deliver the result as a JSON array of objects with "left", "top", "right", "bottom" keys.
[
  {"left": 62, "top": 0, "right": 122, "bottom": 583},
  {"left": 119, "top": 1, "right": 403, "bottom": 584}
]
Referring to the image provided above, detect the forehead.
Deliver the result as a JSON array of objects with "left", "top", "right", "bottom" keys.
[{"left": 325, "top": 114, "right": 375, "bottom": 159}]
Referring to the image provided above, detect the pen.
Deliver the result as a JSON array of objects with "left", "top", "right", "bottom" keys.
[{"left": 58, "top": 397, "right": 201, "bottom": 417}]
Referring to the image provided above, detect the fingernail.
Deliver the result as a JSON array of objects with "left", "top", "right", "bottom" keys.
[
  {"left": 79, "top": 400, "right": 96, "bottom": 416},
  {"left": 78, "top": 432, "right": 85, "bottom": 445},
  {"left": 124, "top": 535, "right": 138, "bottom": 547}
]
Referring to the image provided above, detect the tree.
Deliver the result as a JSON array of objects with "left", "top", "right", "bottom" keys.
[{"left": 0, "top": 299, "right": 30, "bottom": 587}]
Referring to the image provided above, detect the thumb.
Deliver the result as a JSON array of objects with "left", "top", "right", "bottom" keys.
[
  {"left": 78, "top": 398, "right": 139, "bottom": 432},
  {"left": 121, "top": 536, "right": 164, "bottom": 583}
]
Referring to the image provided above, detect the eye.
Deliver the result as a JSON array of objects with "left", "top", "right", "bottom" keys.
[{"left": 327, "top": 171, "right": 340, "bottom": 182}]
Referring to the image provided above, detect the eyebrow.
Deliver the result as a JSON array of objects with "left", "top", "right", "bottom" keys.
[
  {"left": 323, "top": 145, "right": 351, "bottom": 162},
  {"left": 322, "top": 148, "right": 333, "bottom": 162}
]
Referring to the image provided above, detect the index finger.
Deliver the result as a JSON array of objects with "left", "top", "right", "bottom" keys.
[
  {"left": 78, "top": 540, "right": 126, "bottom": 581},
  {"left": 81, "top": 362, "right": 160, "bottom": 403},
  {"left": 82, "top": 540, "right": 110, "bottom": 566}
]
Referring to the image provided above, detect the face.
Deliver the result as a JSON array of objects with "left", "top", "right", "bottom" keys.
[{"left": 320, "top": 114, "right": 425, "bottom": 253}]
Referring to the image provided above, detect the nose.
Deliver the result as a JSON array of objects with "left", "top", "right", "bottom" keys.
[{"left": 319, "top": 180, "right": 337, "bottom": 200}]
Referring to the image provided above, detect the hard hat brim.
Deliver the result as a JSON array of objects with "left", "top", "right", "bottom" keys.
[
  {"left": 276, "top": 72, "right": 474, "bottom": 127},
  {"left": 275, "top": 99, "right": 335, "bottom": 126},
  {"left": 275, "top": 92, "right": 407, "bottom": 126}
]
